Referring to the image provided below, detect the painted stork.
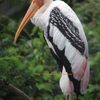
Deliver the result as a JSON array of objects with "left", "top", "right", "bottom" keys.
[{"left": 14, "top": 0, "right": 90, "bottom": 100}]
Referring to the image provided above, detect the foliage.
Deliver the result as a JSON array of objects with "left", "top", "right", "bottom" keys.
[
  {"left": 73, "top": 0, "right": 100, "bottom": 100},
  {"left": 0, "top": 0, "right": 100, "bottom": 100}
]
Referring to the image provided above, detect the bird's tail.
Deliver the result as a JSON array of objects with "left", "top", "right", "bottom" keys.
[{"left": 80, "top": 60, "right": 90, "bottom": 94}]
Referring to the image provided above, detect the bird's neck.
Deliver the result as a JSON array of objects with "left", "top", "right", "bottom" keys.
[
  {"left": 39, "top": 0, "right": 53, "bottom": 13},
  {"left": 44, "top": 0, "right": 53, "bottom": 5},
  {"left": 31, "top": 0, "right": 53, "bottom": 30}
]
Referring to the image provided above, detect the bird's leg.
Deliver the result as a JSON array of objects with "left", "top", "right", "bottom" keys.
[
  {"left": 66, "top": 81, "right": 74, "bottom": 100},
  {"left": 66, "top": 94, "right": 72, "bottom": 100},
  {"left": 69, "top": 81, "right": 74, "bottom": 93}
]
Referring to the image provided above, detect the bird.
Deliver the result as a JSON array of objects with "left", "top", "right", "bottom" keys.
[{"left": 14, "top": 0, "right": 90, "bottom": 100}]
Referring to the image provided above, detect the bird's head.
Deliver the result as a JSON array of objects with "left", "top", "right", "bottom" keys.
[{"left": 14, "top": 0, "right": 44, "bottom": 42}]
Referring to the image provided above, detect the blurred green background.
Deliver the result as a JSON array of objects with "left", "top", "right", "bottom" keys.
[{"left": 0, "top": 0, "right": 100, "bottom": 100}]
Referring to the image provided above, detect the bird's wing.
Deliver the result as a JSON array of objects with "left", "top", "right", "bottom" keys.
[
  {"left": 45, "top": 0, "right": 89, "bottom": 76},
  {"left": 47, "top": 1, "right": 88, "bottom": 57},
  {"left": 45, "top": 1, "right": 89, "bottom": 94},
  {"left": 47, "top": 10, "right": 87, "bottom": 79}
]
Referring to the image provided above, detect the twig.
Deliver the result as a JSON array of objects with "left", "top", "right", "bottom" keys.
[{"left": 0, "top": 78, "right": 32, "bottom": 100}]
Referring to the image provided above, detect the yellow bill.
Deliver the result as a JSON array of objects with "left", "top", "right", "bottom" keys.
[{"left": 14, "top": 0, "right": 42, "bottom": 42}]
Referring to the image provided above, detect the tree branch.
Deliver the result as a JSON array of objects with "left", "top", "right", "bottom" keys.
[{"left": 0, "top": 78, "right": 32, "bottom": 100}]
